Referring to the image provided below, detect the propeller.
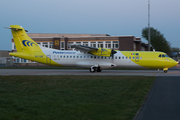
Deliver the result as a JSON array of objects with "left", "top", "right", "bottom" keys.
[{"left": 111, "top": 49, "right": 117, "bottom": 59}]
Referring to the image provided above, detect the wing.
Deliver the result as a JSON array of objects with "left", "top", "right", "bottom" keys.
[
  {"left": 70, "top": 44, "right": 116, "bottom": 57},
  {"left": 70, "top": 44, "right": 98, "bottom": 54}
]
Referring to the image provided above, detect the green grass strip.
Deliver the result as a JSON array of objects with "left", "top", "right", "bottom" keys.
[{"left": 0, "top": 75, "right": 155, "bottom": 120}]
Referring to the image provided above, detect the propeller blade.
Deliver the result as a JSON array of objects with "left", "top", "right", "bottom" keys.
[{"left": 111, "top": 49, "right": 117, "bottom": 59}]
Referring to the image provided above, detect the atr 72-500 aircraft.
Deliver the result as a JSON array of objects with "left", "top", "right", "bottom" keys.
[{"left": 6, "top": 25, "right": 177, "bottom": 73}]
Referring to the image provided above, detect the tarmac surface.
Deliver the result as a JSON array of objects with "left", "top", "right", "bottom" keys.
[
  {"left": 0, "top": 64, "right": 180, "bottom": 76},
  {"left": 135, "top": 76, "right": 180, "bottom": 120},
  {"left": 0, "top": 69, "right": 180, "bottom": 76}
]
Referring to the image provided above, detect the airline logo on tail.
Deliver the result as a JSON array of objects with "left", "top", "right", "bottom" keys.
[{"left": 22, "top": 40, "right": 38, "bottom": 47}]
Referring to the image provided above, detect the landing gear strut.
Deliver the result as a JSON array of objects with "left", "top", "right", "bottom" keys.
[
  {"left": 90, "top": 66, "right": 102, "bottom": 73},
  {"left": 163, "top": 68, "right": 168, "bottom": 73}
]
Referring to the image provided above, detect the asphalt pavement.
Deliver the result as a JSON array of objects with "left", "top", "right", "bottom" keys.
[{"left": 135, "top": 76, "right": 180, "bottom": 120}]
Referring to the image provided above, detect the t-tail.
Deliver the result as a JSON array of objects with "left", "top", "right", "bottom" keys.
[
  {"left": 6, "top": 25, "right": 60, "bottom": 66},
  {"left": 8, "top": 25, "right": 41, "bottom": 53}
]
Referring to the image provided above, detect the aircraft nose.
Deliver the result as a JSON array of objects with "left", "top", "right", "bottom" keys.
[{"left": 171, "top": 59, "right": 178, "bottom": 67}]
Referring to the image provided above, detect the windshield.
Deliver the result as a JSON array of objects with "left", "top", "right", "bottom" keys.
[
  {"left": 158, "top": 54, "right": 169, "bottom": 58},
  {"left": 165, "top": 54, "right": 169, "bottom": 57}
]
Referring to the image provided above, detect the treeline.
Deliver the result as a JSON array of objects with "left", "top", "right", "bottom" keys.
[{"left": 142, "top": 27, "right": 179, "bottom": 55}]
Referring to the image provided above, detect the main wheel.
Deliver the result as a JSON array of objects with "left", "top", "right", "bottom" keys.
[
  {"left": 90, "top": 68, "right": 95, "bottom": 73},
  {"left": 97, "top": 66, "right": 101, "bottom": 72},
  {"left": 164, "top": 70, "right": 168, "bottom": 73}
]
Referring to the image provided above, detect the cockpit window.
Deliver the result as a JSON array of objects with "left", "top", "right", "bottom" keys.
[
  {"left": 159, "top": 54, "right": 169, "bottom": 58},
  {"left": 165, "top": 54, "right": 169, "bottom": 57}
]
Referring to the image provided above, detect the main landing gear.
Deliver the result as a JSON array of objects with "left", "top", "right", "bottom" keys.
[{"left": 90, "top": 66, "right": 102, "bottom": 73}]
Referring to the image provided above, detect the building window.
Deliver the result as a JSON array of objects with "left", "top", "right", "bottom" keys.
[
  {"left": 113, "top": 41, "right": 119, "bottom": 49},
  {"left": 42, "top": 42, "right": 48, "bottom": 48},
  {"left": 49, "top": 42, "right": 53, "bottom": 48},
  {"left": 76, "top": 42, "right": 81, "bottom": 45},
  {"left": 17, "top": 58, "right": 20, "bottom": 63},
  {"left": 14, "top": 44, "right": 16, "bottom": 50},
  {"left": 61, "top": 42, "right": 65, "bottom": 50},
  {"left": 98, "top": 42, "right": 103, "bottom": 48},
  {"left": 83, "top": 42, "right": 88, "bottom": 46},
  {"left": 68, "top": 42, "right": 74, "bottom": 49},
  {"left": 90, "top": 42, "right": 96, "bottom": 47},
  {"left": 105, "top": 41, "right": 111, "bottom": 48}
]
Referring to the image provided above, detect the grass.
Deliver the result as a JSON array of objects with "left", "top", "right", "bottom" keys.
[{"left": 0, "top": 76, "right": 155, "bottom": 120}]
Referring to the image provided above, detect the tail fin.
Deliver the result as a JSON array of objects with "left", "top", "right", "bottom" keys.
[{"left": 9, "top": 25, "right": 41, "bottom": 53}]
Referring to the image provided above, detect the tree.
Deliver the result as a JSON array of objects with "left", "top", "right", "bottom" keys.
[
  {"left": 171, "top": 47, "right": 180, "bottom": 52},
  {"left": 142, "top": 27, "right": 171, "bottom": 54}
]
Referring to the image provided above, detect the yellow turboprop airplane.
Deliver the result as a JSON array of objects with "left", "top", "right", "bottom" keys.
[{"left": 6, "top": 25, "right": 177, "bottom": 73}]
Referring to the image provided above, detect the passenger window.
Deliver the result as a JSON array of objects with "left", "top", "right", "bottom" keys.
[
  {"left": 126, "top": 57, "right": 128, "bottom": 59},
  {"left": 122, "top": 56, "right": 124, "bottom": 59},
  {"left": 115, "top": 56, "right": 117, "bottom": 59},
  {"left": 140, "top": 57, "right": 142, "bottom": 59},
  {"left": 119, "top": 56, "right": 121, "bottom": 59},
  {"left": 60, "top": 56, "right": 62, "bottom": 58},
  {"left": 133, "top": 57, "right": 135, "bottom": 59},
  {"left": 70, "top": 56, "right": 72, "bottom": 58},
  {"left": 73, "top": 56, "right": 75, "bottom": 58},
  {"left": 67, "top": 56, "right": 69, "bottom": 58},
  {"left": 80, "top": 56, "right": 82, "bottom": 58},
  {"left": 77, "top": 56, "right": 79, "bottom": 58},
  {"left": 129, "top": 57, "right": 131, "bottom": 59},
  {"left": 94, "top": 56, "right": 96, "bottom": 59},
  {"left": 84, "top": 56, "right": 86, "bottom": 58},
  {"left": 63, "top": 56, "right": 65, "bottom": 58},
  {"left": 91, "top": 56, "right": 93, "bottom": 58},
  {"left": 101, "top": 56, "right": 103, "bottom": 59}
]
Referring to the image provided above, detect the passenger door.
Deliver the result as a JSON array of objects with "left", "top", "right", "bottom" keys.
[{"left": 46, "top": 55, "right": 51, "bottom": 64}]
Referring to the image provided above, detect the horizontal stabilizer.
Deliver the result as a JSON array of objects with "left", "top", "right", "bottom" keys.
[{"left": 4, "top": 25, "right": 23, "bottom": 31}]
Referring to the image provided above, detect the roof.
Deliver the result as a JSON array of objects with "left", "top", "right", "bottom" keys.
[{"left": 27, "top": 33, "right": 110, "bottom": 38}]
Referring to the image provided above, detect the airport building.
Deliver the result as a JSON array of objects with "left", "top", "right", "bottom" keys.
[
  {"left": 0, "top": 50, "right": 13, "bottom": 67},
  {"left": 12, "top": 33, "right": 149, "bottom": 66}
]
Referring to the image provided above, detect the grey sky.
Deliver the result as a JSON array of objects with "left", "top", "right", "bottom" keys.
[{"left": 1, "top": 0, "right": 180, "bottom": 50}]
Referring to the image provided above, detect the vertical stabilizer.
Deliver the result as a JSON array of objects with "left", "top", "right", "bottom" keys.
[{"left": 10, "top": 25, "right": 41, "bottom": 53}]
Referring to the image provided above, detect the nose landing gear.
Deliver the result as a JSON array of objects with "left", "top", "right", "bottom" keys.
[{"left": 163, "top": 68, "right": 168, "bottom": 73}]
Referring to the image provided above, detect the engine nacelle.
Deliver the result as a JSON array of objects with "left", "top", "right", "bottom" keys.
[
  {"left": 76, "top": 61, "right": 116, "bottom": 69},
  {"left": 89, "top": 48, "right": 112, "bottom": 57}
]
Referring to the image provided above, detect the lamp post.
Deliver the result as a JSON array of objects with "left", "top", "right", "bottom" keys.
[{"left": 148, "top": 0, "right": 151, "bottom": 51}]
